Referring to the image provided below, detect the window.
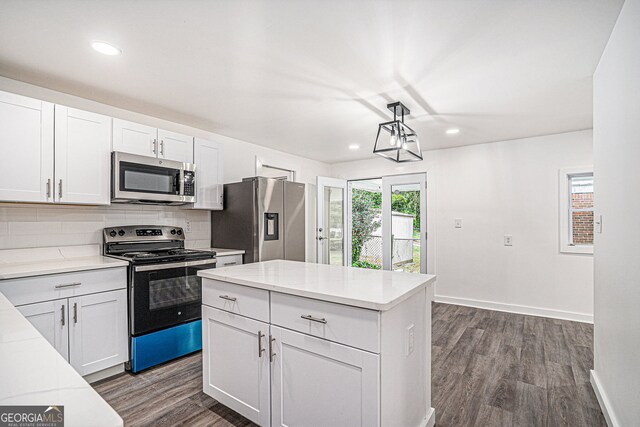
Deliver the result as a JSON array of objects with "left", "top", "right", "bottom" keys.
[{"left": 559, "top": 167, "right": 594, "bottom": 254}]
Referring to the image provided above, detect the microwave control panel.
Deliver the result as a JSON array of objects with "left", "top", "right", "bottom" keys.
[{"left": 183, "top": 171, "right": 195, "bottom": 196}]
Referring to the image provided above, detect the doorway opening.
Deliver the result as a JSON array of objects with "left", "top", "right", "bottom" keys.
[{"left": 317, "top": 173, "right": 427, "bottom": 274}]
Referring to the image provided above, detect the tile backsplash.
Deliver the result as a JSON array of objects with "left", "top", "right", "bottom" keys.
[{"left": 0, "top": 203, "right": 211, "bottom": 250}]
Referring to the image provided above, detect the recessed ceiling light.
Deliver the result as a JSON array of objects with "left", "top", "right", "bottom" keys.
[
  {"left": 91, "top": 41, "right": 121, "bottom": 56},
  {"left": 446, "top": 128, "right": 460, "bottom": 135},
  {"left": 348, "top": 144, "right": 360, "bottom": 150}
]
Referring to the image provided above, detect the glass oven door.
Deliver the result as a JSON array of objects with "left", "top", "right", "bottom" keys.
[{"left": 131, "top": 259, "right": 216, "bottom": 335}]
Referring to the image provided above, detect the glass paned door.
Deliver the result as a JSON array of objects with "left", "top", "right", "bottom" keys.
[
  {"left": 382, "top": 174, "right": 427, "bottom": 273},
  {"left": 317, "top": 177, "right": 347, "bottom": 265}
]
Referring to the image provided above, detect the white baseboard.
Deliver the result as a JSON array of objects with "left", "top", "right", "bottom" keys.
[
  {"left": 434, "top": 295, "right": 593, "bottom": 323},
  {"left": 590, "top": 370, "right": 618, "bottom": 427},
  {"left": 420, "top": 407, "right": 436, "bottom": 427},
  {"left": 83, "top": 363, "right": 125, "bottom": 384}
]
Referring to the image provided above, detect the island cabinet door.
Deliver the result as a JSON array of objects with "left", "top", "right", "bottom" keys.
[
  {"left": 202, "top": 305, "right": 271, "bottom": 426},
  {"left": 270, "top": 326, "right": 380, "bottom": 427}
]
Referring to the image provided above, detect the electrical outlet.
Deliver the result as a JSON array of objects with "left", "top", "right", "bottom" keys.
[
  {"left": 405, "top": 324, "right": 415, "bottom": 356},
  {"left": 504, "top": 235, "right": 513, "bottom": 246},
  {"left": 185, "top": 221, "right": 192, "bottom": 233},
  {"left": 455, "top": 218, "right": 462, "bottom": 229}
]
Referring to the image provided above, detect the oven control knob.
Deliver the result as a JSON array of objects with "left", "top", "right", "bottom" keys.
[
  {"left": 177, "top": 229, "right": 183, "bottom": 235},
  {"left": 118, "top": 229, "right": 125, "bottom": 236},
  {"left": 171, "top": 229, "right": 176, "bottom": 235},
  {"left": 109, "top": 230, "right": 117, "bottom": 237}
]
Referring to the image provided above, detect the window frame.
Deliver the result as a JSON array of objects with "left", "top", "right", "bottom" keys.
[{"left": 559, "top": 166, "right": 594, "bottom": 254}]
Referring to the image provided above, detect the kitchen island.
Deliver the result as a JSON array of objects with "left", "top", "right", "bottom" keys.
[{"left": 198, "top": 260, "right": 437, "bottom": 427}]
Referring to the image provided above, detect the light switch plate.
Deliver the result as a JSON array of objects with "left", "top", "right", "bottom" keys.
[
  {"left": 185, "top": 221, "right": 192, "bottom": 233},
  {"left": 504, "top": 235, "right": 513, "bottom": 246},
  {"left": 455, "top": 218, "right": 462, "bottom": 229},
  {"left": 405, "top": 324, "right": 415, "bottom": 356}
]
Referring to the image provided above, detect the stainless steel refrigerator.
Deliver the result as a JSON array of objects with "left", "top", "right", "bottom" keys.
[{"left": 211, "top": 177, "right": 306, "bottom": 263}]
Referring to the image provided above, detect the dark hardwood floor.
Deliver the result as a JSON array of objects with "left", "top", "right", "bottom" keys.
[{"left": 93, "top": 303, "right": 605, "bottom": 426}]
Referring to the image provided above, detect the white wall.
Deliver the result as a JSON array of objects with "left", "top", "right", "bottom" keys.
[
  {"left": 0, "top": 76, "right": 330, "bottom": 255},
  {"left": 331, "top": 130, "right": 594, "bottom": 321},
  {"left": 592, "top": 0, "right": 640, "bottom": 424}
]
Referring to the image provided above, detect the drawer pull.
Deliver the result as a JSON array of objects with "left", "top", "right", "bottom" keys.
[
  {"left": 258, "top": 330, "right": 265, "bottom": 358},
  {"left": 61, "top": 304, "right": 65, "bottom": 326},
  {"left": 224, "top": 262, "right": 237, "bottom": 266},
  {"left": 301, "top": 314, "right": 327, "bottom": 324},
  {"left": 55, "top": 282, "right": 82, "bottom": 289},
  {"left": 73, "top": 303, "right": 78, "bottom": 324},
  {"left": 218, "top": 295, "right": 237, "bottom": 302}
]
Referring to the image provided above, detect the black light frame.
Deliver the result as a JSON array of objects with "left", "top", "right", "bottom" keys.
[{"left": 373, "top": 102, "right": 423, "bottom": 162}]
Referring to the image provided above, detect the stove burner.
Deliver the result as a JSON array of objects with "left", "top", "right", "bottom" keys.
[
  {"left": 167, "top": 249, "right": 197, "bottom": 255},
  {"left": 122, "top": 252, "right": 157, "bottom": 258}
]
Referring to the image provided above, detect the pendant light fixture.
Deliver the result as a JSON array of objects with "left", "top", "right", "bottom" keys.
[{"left": 373, "top": 101, "right": 423, "bottom": 162}]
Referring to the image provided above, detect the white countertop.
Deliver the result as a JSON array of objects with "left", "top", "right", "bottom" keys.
[
  {"left": 202, "top": 248, "right": 245, "bottom": 257},
  {"left": 0, "top": 292, "right": 123, "bottom": 426},
  {"left": 0, "top": 245, "right": 128, "bottom": 280},
  {"left": 198, "top": 260, "right": 436, "bottom": 311}
]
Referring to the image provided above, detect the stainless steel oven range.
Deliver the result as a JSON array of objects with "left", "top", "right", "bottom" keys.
[{"left": 103, "top": 225, "right": 216, "bottom": 372}]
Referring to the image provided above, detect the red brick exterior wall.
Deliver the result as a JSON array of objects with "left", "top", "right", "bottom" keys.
[{"left": 571, "top": 193, "right": 594, "bottom": 244}]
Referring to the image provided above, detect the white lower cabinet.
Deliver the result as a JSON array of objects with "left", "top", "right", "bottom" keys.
[
  {"left": 17, "top": 289, "right": 127, "bottom": 377},
  {"left": 270, "top": 325, "right": 379, "bottom": 427},
  {"left": 68, "top": 290, "right": 128, "bottom": 376},
  {"left": 17, "top": 299, "right": 69, "bottom": 361},
  {"left": 10, "top": 268, "right": 128, "bottom": 379},
  {"left": 202, "top": 305, "right": 271, "bottom": 426}
]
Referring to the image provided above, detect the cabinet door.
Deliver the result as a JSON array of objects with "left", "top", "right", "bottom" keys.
[
  {"left": 157, "top": 129, "right": 193, "bottom": 163},
  {"left": 0, "top": 91, "right": 54, "bottom": 203},
  {"left": 17, "top": 299, "right": 69, "bottom": 361},
  {"left": 192, "top": 138, "right": 223, "bottom": 210},
  {"left": 68, "top": 289, "right": 128, "bottom": 376},
  {"left": 202, "top": 305, "right": 270, "bottom": 426},
  {"left": 54, "top": 106, "right": 111, "bottom": 205},
  {"left": 271, "top": 326, "right": 380, "bottom": 427},
  {"left": 112, "top": 118, "right": 157, "bottom": 157}
]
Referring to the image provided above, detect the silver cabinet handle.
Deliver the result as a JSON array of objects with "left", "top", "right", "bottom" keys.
[
  {"left": 269, "top": 335, "right": 276, "bottom": 363},
  {"left": 46, "top": 179, "right": 51, "bottom": 198},
  {"left": 301, "top": 314, "right": 327, "bottom": 324},
  {"left": 55, "top": 282, "right": 81, "bottom": 289},
  {"left": 160, "top": 139, "right": 164, "bottom": 156},
  {"left": 58, "top": 179, "right": 63, "bottom": 199},
  {"left": 218, "top": 295, "right": 237, "bottom": 302},
  {"left": 258, "top": 330, "right": 265, "bottom": 358},
  {"left": 152, "top": 138, "right": 157, "bottom": 154},
  {"left": 61, "top": 304, "right": 65, "bottom": 326},
  {"left": 73, "top": 303, "right": 78, "bottom": 324}
]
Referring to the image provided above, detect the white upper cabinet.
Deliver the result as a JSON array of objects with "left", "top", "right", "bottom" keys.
[
  {"left": 112, "top": 119, "right": 157, "bottom": 158},
  {"left": 113, "top": 119, "right": 193, "bottom": 163},
  {"left": 0, "top": 91, "right": 54, "bottom": 203},
  {"left": 192, "top": 138, "right": 223, "bottom": 210},
  {"left": 54, "top": 106, "right": 111, "bottom": 205},
  {"left": 158, "top": 129, "right": 194, "bottom": 163}
]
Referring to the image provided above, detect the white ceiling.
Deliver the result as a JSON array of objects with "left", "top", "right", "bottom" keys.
[{"left": 0, "top": 0, "right": 623, "bottom": 163}]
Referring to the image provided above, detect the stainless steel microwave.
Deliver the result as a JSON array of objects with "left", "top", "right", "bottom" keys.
[{"left": 112, "top": 152, "right": 196, "bottom": 205}]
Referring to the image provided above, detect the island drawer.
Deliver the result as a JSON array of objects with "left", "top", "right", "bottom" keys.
[
  {"left": 271, "top": 292, "right": 380, "bottom": 353},
  {"left": 202, "top": 278, "right": 270, "bottom": 323},
  {"left": 0, "top": 268, "right": 127, "bottom": 306}
]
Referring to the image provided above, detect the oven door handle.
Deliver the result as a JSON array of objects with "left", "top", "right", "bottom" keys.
[{"left": 134, "top": 259, "right": 217, "bottom": 272}]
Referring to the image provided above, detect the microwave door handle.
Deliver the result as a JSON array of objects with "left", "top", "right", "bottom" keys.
[{"left": 179, "top": 169, "right": 185, "bottom": 196}]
